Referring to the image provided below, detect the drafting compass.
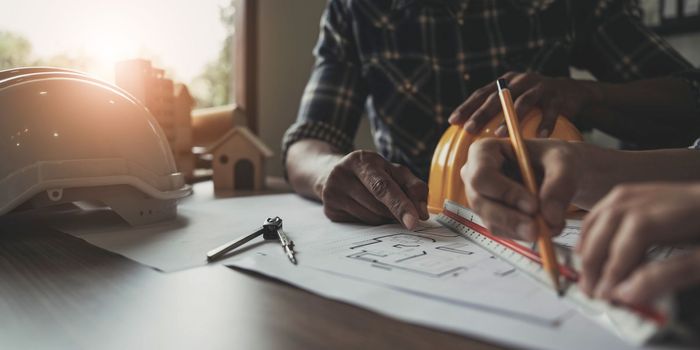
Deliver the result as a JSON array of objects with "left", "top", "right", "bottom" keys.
[{"left": 206, "top": 216, "right": 297, "bottom": 264}]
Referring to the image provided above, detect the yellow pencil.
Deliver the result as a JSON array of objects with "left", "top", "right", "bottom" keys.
[{"left": 495, "top": 78, "right": 562, "bottom": 296}]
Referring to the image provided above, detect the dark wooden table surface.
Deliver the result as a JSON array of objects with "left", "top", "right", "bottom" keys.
[{"left": 0, "top": 179, "right": 505, "bottom": 350}]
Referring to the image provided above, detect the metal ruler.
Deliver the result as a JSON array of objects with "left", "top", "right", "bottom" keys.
[{"left": 437, "top": 200, "right": 670, "bottom": 345}]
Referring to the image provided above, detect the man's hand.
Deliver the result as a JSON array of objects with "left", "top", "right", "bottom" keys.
[
  {"left": 577, "top": 183, "right": 700, "bottom": 305},
  {"left": 449, "top": 72, "right": 599, "bottom": 137},
  {"left": 461, "top": 138, "right": 586, "bottom": 241},
  {"left": 319, "top": 150, "right": 429, "bottom": 229},
  {"left": 286, "top": 140, "right": 428, "bottom": 228}
]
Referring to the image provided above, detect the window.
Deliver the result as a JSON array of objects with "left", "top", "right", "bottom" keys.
[{"left": 0, "top": 0, "right": 235, "bottom": 108}]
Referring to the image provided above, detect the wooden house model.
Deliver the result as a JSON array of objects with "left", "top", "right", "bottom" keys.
[{"left": 207, "top": 127, "right": 273, "bottom": 192}]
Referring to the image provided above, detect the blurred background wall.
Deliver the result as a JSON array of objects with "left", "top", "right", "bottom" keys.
[{"left": 256, "top": 0, "right": 376, "bottom": 177}]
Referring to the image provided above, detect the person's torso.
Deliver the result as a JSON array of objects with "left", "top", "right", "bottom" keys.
[{"left": 345, "top": 0, "right": 576, "bottom": 179}]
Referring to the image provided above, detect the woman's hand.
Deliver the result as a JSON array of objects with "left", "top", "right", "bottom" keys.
[{"left": 577, "top": 183, "right": 700, "bottom": 306}]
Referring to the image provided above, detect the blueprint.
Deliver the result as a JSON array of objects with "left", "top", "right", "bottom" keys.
[
  {"left": 229, "top": 217, "right": 681, "bottom": 350},
  {"left": 300, "top": 220, "right": 575, "bottom": 325}
]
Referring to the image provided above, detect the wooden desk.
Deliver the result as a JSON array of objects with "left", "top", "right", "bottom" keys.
[{"left": 0, "top": 180, "right": 503, "bottom": 350}]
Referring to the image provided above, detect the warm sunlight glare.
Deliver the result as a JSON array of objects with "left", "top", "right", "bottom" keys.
[
  {"left": 88, "top": 32, "right": 138, "bottom": 71},
  {"left": 2, "top": 0, "right": 229, "bottom": 82}
]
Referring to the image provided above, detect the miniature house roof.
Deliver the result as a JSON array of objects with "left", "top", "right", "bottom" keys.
[{"left": 206, "top": 126, "right": 273, "bottom": 158}]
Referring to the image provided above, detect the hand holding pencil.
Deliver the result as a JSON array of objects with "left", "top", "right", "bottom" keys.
[{"left": 495, "top": 78, "right": 563, "bottom": 295}]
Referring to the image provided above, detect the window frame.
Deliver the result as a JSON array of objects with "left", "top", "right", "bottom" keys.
[{"left": 232, "top": 0, "right": 258, "bottom": 134}]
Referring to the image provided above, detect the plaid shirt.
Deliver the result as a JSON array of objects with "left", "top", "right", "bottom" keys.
[{"left": 282, "top": 0, "right": 699, "bottom": 180}]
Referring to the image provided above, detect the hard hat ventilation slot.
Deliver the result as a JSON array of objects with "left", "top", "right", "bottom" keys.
[{"left": 21, "top": 185, "right": 178, "bottom": 226}]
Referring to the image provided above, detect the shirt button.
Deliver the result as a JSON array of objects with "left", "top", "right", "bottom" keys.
[{"left": 463, "top": 73, "right": 470, "bottom": 80}]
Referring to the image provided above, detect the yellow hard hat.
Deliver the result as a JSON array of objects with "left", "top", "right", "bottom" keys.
[
  {"left": 0, "top": 67, "right": 191, "bottom": 225},
  {"left": 427, "top": 109, "right": 583, "bottom": 213}
]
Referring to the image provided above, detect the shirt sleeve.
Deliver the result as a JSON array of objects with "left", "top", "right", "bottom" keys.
[
  {"left": 281, "top": 0, "right": 368, "bottom": 166},
  {"left": 570, "top": 0, "right": 700, "bottom": 117},
  {"left": 571, "top": 0, "right": 693, "bottom": 80}
]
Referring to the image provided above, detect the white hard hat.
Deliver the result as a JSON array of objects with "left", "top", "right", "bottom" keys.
[{"left": 0, "top": 67, "right": 192, "bottom": 225}]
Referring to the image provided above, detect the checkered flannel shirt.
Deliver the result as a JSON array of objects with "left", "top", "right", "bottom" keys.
[{"left": 282, "top": 0, "right": 700, "bottom": 180}]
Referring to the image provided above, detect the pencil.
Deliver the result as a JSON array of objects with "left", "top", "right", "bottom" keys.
[{"left": 495, "top": 78, "right": 563, "bottom": 296}]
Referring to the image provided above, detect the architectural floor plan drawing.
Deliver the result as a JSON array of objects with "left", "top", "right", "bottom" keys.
[
  {"left": 345, "top": 230, "right": 515, "bottom": 279},
  {"left": 302, "top": 220, "right": 577, "bottom": 326}
]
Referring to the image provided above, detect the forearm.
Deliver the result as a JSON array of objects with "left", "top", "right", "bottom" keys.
[
  {"left": 595, "top": 78, "right": 695, "bottom": 119},
  {"left": 579, "top": 78, "right": 699, "bottom": 147},
  {"left": 286, "top": 139, "right": 344, "bottom": 201},
  {"left": 574, "top": 143, "right": 700, "bottom": 208}
]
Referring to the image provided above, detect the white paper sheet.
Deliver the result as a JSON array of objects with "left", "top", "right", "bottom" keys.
[
  {"left": 231, "top": 251, "right": 678, "bottom": 350},
  {"left": 21, "top": 184, "right": 367, "bottom": 272},
  {"left": 299, "top": 221, "right": 572, "bottom": 323},
  {"left": 16, "top": 182, "right": 684, "bottom": 349}
]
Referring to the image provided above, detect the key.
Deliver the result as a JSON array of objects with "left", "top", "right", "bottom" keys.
[
  {"left": 207, "top": 217, "right": 276, "bottom": 261},
  {"left": 207, "top": 227, "right": 265, "bottom": 261}
]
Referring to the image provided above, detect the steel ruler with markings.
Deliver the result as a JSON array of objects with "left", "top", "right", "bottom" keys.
[{"left": 436, "top": 200, "right": 671, "bottom": 345}]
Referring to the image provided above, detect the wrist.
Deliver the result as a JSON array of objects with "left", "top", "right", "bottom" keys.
[
  {"left": 287, "top": 139, "right": 344, "bottom": 201},
  {"left": 570, "top": 142, "right": 618, "bottom": 208},
  {"left": 580, "top": 80, "right": 608, "bottom": 109},
  {"left": 312, "top": 153, "right": 343, "bottom": 199}
]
